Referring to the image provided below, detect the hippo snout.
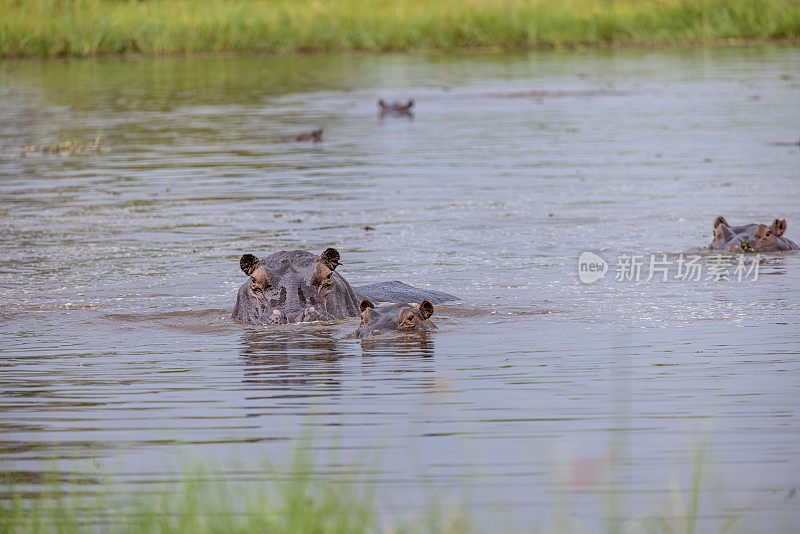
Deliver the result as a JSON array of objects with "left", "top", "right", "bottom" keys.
[
  {"left": 266, "top": 307, "right": 334, "bottom": 324},
  {"left": 294, "top": 306, "right": 334, "bottom": 323}
]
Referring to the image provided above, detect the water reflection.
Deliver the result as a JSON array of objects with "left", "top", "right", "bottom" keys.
[
  {"left": 238, "top": 330, "right": 346, "bottom": 429},
  {"left": 240, "top": 330, "right": 344, "bottom": 362},
  {"left": 358, "top": 334, "right": 435, "bottom": 359}
]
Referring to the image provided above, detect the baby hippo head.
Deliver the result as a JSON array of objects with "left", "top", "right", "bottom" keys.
[
  {"left": 352, "top": 299, "right": 435, "bottom": 338},
  {"left": 232, "top": 248, "right": 359, "bottom": 325},
  {"left": 709, "top": 216, "right": 798, "bottom": 253}
]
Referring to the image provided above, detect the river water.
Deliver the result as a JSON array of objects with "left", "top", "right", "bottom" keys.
[{"left": 1, "top": 46, "right": 799, "bottom": 531}]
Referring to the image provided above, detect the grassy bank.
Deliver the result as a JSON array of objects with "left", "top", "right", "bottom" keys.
[{"left": 1, "top": 0, "right": 799, "bottom": 59}]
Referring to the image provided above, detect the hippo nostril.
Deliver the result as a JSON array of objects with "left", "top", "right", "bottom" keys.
[
  {"left": 297, "top": 287, "right": 306, "bottom": 304},
  {"left": 278, "top": 287, "right": 287, "bottom": 306},
  {"left": 269, "top": 309, "right": 288, "bottom": 324}
]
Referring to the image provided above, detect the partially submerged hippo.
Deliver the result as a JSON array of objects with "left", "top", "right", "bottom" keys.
[
  {"left": 279, "top": 129, "right": 323, "bottom": 142},
  {"left": 350, "top": 299, "right": 435, "bottom": 338},
  {"left": 233, "top": 248, "right": 457, "bottom": 325},
  {"left": 708, "top": 216, "right": 799, "bottom": 253},
  {"left": 378, "top": 99, "right": 414, "bottom": 117}
]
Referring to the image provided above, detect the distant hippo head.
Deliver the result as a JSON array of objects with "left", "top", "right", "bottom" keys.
[
  {"left": 299, "top": 129, "right": 323, "bottom": 142},
  {"left": 351, "top": 299, "right": 435, "bottom": 338},
  {"left": 232, "top": 248, "right": 360, "bottom": 325},
  {"left": 708, "top": 217, "right": 798, "bottom": 252},
  {"left": 708, "top": 216, "right": 799, "bottom": 253},
  {"left": 279, "top": 129, "right": 323, "bottom": 143},
  {"left": 378, "top": 99, "right": 414, "bottom": 117}
]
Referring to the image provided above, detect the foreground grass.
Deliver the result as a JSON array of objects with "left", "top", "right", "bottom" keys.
[
  {"left": 0, "top": 447, "right": 469, "bottom": 534},
  {"left": 0, "top": 444, "right": 754, "bottom": 534},
  {"left": 2, "top": 0, "right": 800, "bottom": 58}
]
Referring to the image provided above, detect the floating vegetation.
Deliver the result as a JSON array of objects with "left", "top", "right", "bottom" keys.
[{"left": 15, "top": 136, "right": 102, "bottom": 157}]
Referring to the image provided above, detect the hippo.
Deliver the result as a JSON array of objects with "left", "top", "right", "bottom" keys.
[
  {"left": 350, "top": 299, "right": 435, "bottom": 338},
  {"left": 233, "top": 248, "right": 356, "bottom": 324},
  {"left": 279, "top": 129, "right": 323, "bottom": 142},
  {"left": 708, "top": 216, "right": 799, "bottom": 253},
  {"left": 378, "top": 99, "right": 414, "bottom": 118},
  {"left": 232, "top": 248, "right": 458, "bottom": 325}
]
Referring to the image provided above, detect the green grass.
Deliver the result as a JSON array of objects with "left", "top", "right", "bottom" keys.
[
  {"left": 1, "top": 0, "right": 800, "bottom": 58},
  {"left": 1, "top": 470, "right": 376, "bottom": 533}
]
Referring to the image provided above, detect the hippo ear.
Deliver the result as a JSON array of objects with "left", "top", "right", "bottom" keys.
[
  {"left": 419, "top": 300, "right": 434, "bottom": 320},
  {"left": 772, "top": 219, "right": 787, "bottom": 236},
  {"left": 360, "top": 299, "right": 375, "bottom": 313},
  {"left": 714, "top": 216, "right": 728, "bottom": 229},
  {"left": 378, "top": 99, "right": 386, "bottom": 109},
  {"left": 240, "top": 254, "right": 259, "bottom": 275},
  {"left": 320, "top": 248, "right": 341, "bottom": 271},
  {"left": 406, "top": 99, "right": 414, "bottom": 109}
]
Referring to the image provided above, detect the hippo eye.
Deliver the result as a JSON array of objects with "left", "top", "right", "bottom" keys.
[
  {"left": 765, "top": 230, "right": 771, "bottom": 237},
  {"left": 250, "top": 277, "right": 269, "bottom": 290}
]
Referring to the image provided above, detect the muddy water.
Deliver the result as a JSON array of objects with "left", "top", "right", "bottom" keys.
[{"left": 1, "top": 47, "right": 799, "bottom": 530}]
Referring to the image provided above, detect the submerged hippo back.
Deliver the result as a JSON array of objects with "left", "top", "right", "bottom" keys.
[{"left": 232, "top": 248, "right": 360, "bottom": 325}]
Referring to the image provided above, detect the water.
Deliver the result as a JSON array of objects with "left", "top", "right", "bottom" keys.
[{"left": 1, "top": 46, "right": 799, "bottom": 530}]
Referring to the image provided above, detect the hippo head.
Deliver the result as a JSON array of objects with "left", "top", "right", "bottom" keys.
[
  {"left": 709, "top": 216, "right": 798, "bottom": 253},
  {"left": 232, "top": 248, "right": 360, "bottom": 324},
  {"left": 351, "top": 299, "right": 435, "bottom": 338},
  {"left": 747, "top": 219, "right": 797, "bottom": 252}
]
